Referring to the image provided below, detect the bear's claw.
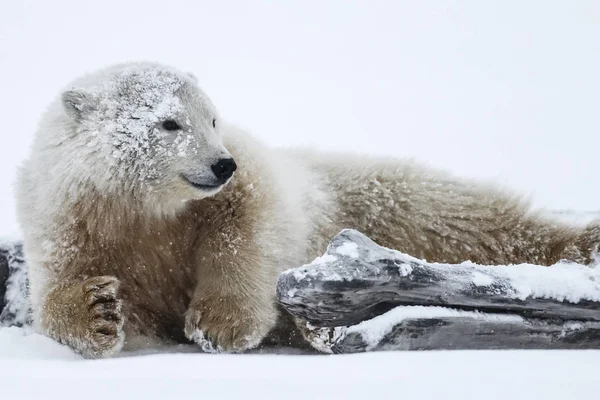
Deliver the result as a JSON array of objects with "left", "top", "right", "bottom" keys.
[{"left": 81, "top": 276, "right": 125, "bottom": 358}]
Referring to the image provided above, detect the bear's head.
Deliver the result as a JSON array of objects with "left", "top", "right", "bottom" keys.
[{"left": 59, "top": 63, "right": 235, "bottom": 216}]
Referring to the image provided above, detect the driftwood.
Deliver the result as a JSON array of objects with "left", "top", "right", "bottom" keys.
[
  {"left": 0, "top": 241, "right": 29, "bottom": 327},
  {"left": 277, "top": 229, "right": 600, "bottom": 352}
]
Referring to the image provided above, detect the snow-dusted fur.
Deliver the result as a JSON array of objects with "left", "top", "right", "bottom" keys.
[{"left": 15, "top": 62, "right": 600, "bottom": 358}]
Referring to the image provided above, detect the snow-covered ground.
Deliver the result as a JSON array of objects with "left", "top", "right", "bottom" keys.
[
  {"left": 2, "top": 2, "right": 600, "bottom": 399},
  {"left": 1, "top": 326, "right": 599, "bottom": 400}
]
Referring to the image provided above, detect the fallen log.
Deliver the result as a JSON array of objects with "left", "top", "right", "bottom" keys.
[
  {"left": 277, "top": 229, "right": 600, "bottom": 327},
  {"left": 277, "top": 229, "right": 600, "bottom": 352}
]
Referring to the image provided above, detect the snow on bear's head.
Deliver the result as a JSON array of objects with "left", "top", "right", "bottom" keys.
[{"left": 56, "top": 62, "right": 235, "bottom": 216}]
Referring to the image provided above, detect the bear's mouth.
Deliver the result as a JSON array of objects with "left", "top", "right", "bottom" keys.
[{"left": 180, "top": 174, "right": 223, "bottom": 191}]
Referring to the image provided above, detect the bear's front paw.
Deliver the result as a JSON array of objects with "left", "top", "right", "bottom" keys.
[
  {"left": 80, "top": 276, "right": 125, "bottom": 358},
  {"left": 184, "top": 303, "right": 273, "bottom": 353}
]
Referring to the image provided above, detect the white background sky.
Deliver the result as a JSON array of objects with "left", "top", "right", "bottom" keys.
[{"left": 1, "top": 1, "right": 599, "bottom": 236}]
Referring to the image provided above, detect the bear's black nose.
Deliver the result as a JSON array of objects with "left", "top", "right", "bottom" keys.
[{"left": 211, "top": 158, "right": 237, "bottom": 183}]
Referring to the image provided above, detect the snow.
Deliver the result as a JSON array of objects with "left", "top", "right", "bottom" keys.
[
  {"left": 335, "top": 242, "right": 359, "bottom": 258},
  {"left": 291, "top": 254, "right": 341, "bottom": 281},
  {"left": 505, "top": 263, "right": 600, "bottom": 302},
  {"left": 1, "top": 326, "right": 600, "bottom": 400},
  {"left": 398, "top": 263, "right": 413, "bottom": 277},
  {"left": 457, "top": 261, "right": 600, "bottom": 303},
  {"left": 0, "top": 327, "right": 79, "bottom": 360},
  {"left": 471, "top": 271, "right": 494, "bottom": 287}
]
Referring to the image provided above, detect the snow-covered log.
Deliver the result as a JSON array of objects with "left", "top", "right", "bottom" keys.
[
  {"left": 277, "top": 229, "right": 600, "bottom": 352},
  {"left": 0, "top": 241, "right": 29, "bottom": 327}
]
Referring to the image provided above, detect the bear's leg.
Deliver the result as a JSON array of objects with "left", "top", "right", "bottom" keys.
[
  {"left": 184, "top": 284, "right": 277, "bottom": 353},
  {"left": 40, "top": 276, "right": 124, "bottom": 358},
  {"left": 184, "top": 243, "right": 277, "bottom": 353}
]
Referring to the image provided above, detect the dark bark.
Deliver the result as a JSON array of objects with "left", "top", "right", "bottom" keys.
[
  {"left": 0, "top": 245, "right": 8, "bottom": 314},
  {"left": 330, "top": 316, "right": 600, "bottom": 353}
]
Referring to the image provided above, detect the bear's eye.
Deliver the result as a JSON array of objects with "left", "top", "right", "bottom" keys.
[
  {"left": 212, "top": 118, "right": 216, "bottom": 128},
  {"left": 162, "top": 120, "right": 181, "bottom": 131}
]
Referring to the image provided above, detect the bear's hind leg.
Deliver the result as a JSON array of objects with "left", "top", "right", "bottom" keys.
[{"left": 40, "top": 276, "right": 125, "bottom": 358}]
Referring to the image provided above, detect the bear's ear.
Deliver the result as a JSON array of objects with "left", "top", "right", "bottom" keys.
[
  {"left": 186, "top": 72, "right": 198, "bottom": 84},
  {"left": 61, "top": 89, "right": 95, "bottom": 121}
]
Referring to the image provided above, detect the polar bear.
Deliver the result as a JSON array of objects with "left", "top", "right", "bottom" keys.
[{"left": 15, "top": 62, "right": 600, "bottom": 358}]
